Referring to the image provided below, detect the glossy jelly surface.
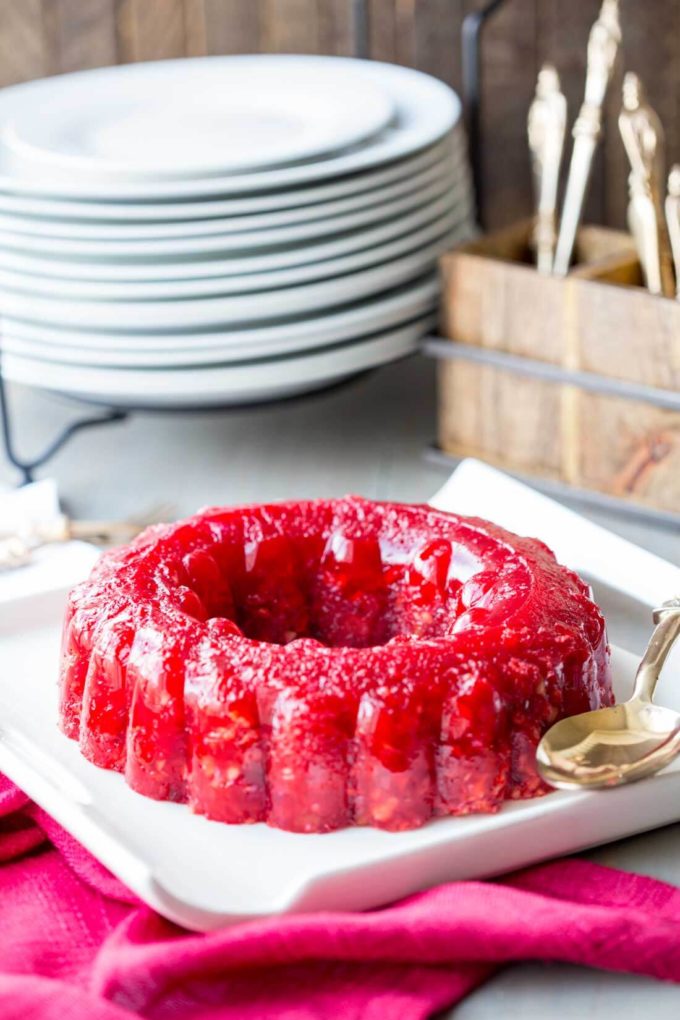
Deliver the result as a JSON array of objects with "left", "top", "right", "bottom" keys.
[{"left": 59, "top": 498, "right": 612, "bottom": 832}]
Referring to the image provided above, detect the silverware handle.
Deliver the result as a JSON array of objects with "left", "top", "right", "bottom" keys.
[{"left": 633, "top": 601, "right": 680, "bottom": 702}]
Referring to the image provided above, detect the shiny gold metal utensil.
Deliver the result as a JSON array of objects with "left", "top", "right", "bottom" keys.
[
  {"left": 553, "top": 0, "right": 621, "bottom": 276},
  {"left": 528, "top": 64, "right": 567, "bottom": 274},
  {"left": 537, "top": 597, "right": 680, "bottom": 789},
  {"left": 665, "top": 165, "right": 680, "bottom": 298},
  {"left": 619, "top": 72, "right": 675, "bottom": 297}
]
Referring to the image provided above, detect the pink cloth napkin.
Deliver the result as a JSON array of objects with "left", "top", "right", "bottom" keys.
[{"left": 2, "top": 773, "right": 680, "bottom": 1019}]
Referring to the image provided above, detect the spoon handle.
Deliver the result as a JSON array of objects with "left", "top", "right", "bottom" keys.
[{"left": 632, "top": 599, "right": 680, "bottom": 702}]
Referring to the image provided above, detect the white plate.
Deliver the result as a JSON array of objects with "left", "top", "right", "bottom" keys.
[
  {"left": 0, "top": 159, "right": 461, "bottom": 241},
  {"left": 0, "top": 155, "right": 465, "bottom": 240},
  {"left": 1, "top": 318, "right": 431, "bottom": 407},
  {"left": 0, "top": 209, "right": 472, "bottom": 301},
  {"left": 0, "top": 279, "right": 438, "bottom": 366},
  {"left": 0, "top": 172, "right": 461, "bottom": 257},
  {"left": 2, "top": 56, "right": 394, "bottom": 181},
  {"left": 0, "top": 60, "right": 460, "bottom": 200},
  {"left": 0, "top": 194, "right": 467, "bottom": 285},
  {"left": 0, "top": 220, "right": 459, "bottom": 332},
  {"left": 0, "top": 136, "right": 461, "bottom": 221},
  {"left": 2, "top": 470, "right": 680, "bottom": 931},
  {"left": 1, "top": 602, "right": 679, "bottom": 931}
]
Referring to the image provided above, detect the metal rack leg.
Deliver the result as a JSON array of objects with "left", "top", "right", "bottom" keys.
[
  {"left": 352, "top": 0, "right": 369, "bottom": 58},
  {"left": 354, "top": 0, "right": 513, "bottom": 226},
  {"left": 462, "top": 0, "right": 511, "bottom": 229},
  {"left": 0, "top": 369, "right": 127, "bottom": 486}
]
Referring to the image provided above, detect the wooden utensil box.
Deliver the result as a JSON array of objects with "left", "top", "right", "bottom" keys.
[{"left": 430, "top": 220, "right": 680, "bottom": 516}]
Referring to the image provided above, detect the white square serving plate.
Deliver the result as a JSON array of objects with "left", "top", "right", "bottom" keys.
[
  {"left": 1, "top": 462, "right": 679, "bottom": 932},
  {"left": 1, "top": 463, "right": 680, "bottom": 934}
]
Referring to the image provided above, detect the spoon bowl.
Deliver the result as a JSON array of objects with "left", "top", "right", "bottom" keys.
[
  {"left": 537, "top": 598, "right": 680, "bottom": 791},
  {"left": 536, "top": 698, "right": 680, "bottom": 789}
]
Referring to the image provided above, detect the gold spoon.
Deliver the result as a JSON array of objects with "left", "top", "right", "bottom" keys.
[{"left": 537, "top": 597, "right": 680, "bottom": 789}]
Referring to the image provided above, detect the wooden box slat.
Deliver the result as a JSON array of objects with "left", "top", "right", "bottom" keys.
[{"left": 437, "top": 222, "right": 680, "bottom": 514}]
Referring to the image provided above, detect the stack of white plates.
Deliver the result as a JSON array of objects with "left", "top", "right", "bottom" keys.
[{"left": 0, "top": 55, "right": 473, "bottom": 408}]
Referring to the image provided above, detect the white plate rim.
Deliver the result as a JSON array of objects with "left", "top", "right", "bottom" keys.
[
  {"left": 1, "top": 55, "right": 395, "bottom": 180},
  {"left": 0, "top": 197, "right": 472, "bottom": 284},
  {"left": 0, "top": 231, "right": 452, "bottom": 331},
  {"left": 0, "top": 136, "right": 461, "bottom": 221},
  {"left": 0, "top": 215, "right": 461, "bottom": 337},
  {"left": 0, "top": 279, "right": 438, "bottom": 366},
  {"left": 0, "top": 207, "right": 472, "bottom": 301},
  {"left": 0, "top": 194, "right": 466, "bottom": 286},
  {"left": 0, "top": 172, "right": 462, "bottom": 257},
  {"left": 0, "top": 58, "right": 461, "bottom": 200},
  {"left": 1, "top": 317, "right": 431, "bottom": 404},
  {"left": 0, "top": 154, "right": 466, "bottom": 240}
]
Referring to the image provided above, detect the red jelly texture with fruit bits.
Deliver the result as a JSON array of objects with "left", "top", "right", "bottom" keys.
[{"left": 58, "top": 497, "right": 612, "bottom": 833}]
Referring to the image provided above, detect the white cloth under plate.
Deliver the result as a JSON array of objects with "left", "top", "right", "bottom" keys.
[{"left": 0, "top": 481, "right": 98, "bottom": 608}]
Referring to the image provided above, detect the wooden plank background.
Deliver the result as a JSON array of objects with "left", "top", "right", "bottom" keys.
[{"left": 0, "top": 0, "right": 677, "bottom": 229}]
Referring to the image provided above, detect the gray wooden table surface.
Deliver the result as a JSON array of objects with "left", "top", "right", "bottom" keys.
[{"left": 3, "top": 356, "right": 680, "bottom": 1015}]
